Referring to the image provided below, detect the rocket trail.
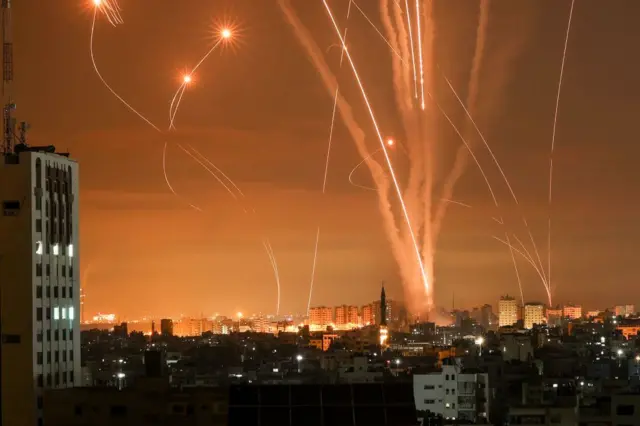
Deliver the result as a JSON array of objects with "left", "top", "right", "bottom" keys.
[
  {"left": 188, "top": 145, "right": 245, "bottom": 197},
  {"left": 263, "top": 240, "right": 281, "bottom": 316},
  {"left": 415, "top": 0, "right": 425, "bottom": 109},
  {"left": 322, "top": 0, "right": 430, "bottom": 299},
  {"left": 505, "top": 233, "right": 524, "bottom": 306},
  {"left": 90, "top": 9, "right": 160, "bottom": 133},
  {"left": 177, "top": 144, "right": 238, "bottom": 200},
  {"left": 548, "top": 0, "right": 576, "bottom": 297},
  {"left": 307, "top": 227, "right": 321, "bottom": 316},
  {"left": 404, "top": 0, "right": 418, "bottom": 98},
  {"left": 278, "top": 0, "right": 412, "bottom": 307},
  {"left": 494, "top": 235, "right": 549, "bottom": 290},
  {"left": 169, "top": 37, "right": 226, "bottom": 129},
  {"left": 163, "top": 142, "right": 202, "bottom": 212},
  {"left": 350, "top": 0, "right": 404, "bottom": 62}
]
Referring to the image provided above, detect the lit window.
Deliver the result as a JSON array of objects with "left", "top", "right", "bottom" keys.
[
  {"left": 69, "top": 307, "right": 75, "bottom": 320},
  {"left": 53, "top": 307, "right": 60, "bottom": 320},
  {"left": 36, "top": 241, "right": 43, "bottom": 255},
  {"left": 52, "top": 244, "right": 59, "bottom": 256},
  {"left": 68, "top": 244, "right": 74, "bottom": 258},
  {"left": 61, "top": 308, "right": 66, "bottom": 320}
]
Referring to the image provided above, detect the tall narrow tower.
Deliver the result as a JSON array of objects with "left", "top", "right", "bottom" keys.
[{"left": 380, "top": 282, "right": 387, "bottom": 326}]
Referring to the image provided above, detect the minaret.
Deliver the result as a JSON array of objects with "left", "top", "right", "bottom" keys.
[{"left": 380, "top": 282, "right": 387, "bottom": 326}]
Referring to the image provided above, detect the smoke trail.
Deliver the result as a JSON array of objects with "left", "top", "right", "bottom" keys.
[
  {"left": 548, "top": 0, "right": 576, "bottom": 297},
  {"left": 278, "top": 0, "right": 413, "bottom": 299},
  {"left": 432, "top": 0, "right": 490, "bottom": 242}
]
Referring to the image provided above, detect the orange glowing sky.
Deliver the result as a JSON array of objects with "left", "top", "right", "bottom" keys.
[{"left": 9, "top": 0, "right": 640, "bottom": 318}]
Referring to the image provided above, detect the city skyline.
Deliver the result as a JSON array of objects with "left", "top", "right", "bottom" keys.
[{"left": 7, "top": 0, "right": 640, "bottom": 317}]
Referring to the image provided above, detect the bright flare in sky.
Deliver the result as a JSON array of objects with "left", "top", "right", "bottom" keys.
[
  {"left": 386, "top": 138, "right": 395, "bottom": 147},
  {"left": 183, "top": 75, "right": 192, "bottom": 84},
  {"left": 221, "top": 29, "right": 232, "bottom": 39},
  {"left": 93, "top": 0, "right": 101, "bottom": 5}
]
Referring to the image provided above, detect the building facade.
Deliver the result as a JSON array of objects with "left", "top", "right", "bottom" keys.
[
  {"left": 308, "top": 306, "right": 333, "bottom": 327},
  {"left": 524, "top": 303, "right": 545, "bottom": 329},
  {"left": 0, "top": 149, "right": 81, "bottom": 426},
  {"left": 563, "top": 304, "right": 582, "bottom": 320},
  {"left": 499, "top": 296, "right": 518, "bottom": 328},
  {"left": 413, "top": 363, "right": 490, "bottom": 423}
]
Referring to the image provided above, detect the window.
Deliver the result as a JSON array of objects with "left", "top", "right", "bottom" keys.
[
  {"left": 52, "top": 244, "right": 59, "bottom": 256},
  {"left": 62, "top": 308, "right": 66, "bottom": 319},
  {"left": 445, "top": 374, "right": 449, "bottom": 380},
  {"left": 110, "top": 406, "right": 127, "bottom": 417},
  {"left": 37, "top": 374, "right": 43, "bottom": 387},
  {"left": 69, "top": 307, "right": 75, "bottom": 320},
  {"left": 424, "top": 399, "right": 435, "bottom": 404},
  {"left": 46, "top": 374, "right": 51, "bottom": 386},
  {"left": 46, "top": 264, "right": 50, "bottom": 276},
  {"left": 2, "top": 200, "right": 20, "bottom": 216},
  {"left": 452, "top": 389, "right": 455, "bottom": 395},
  {"left": 451, "top": 375, "right": 455, "bottom": 380},
  {"left": 47, "top": 352, "right": 51, "bottom": 363},
  {"left": 54, "top": 287, "right": 58, "bottom": 298},
  {"left": 62, "top": 287, "right": 66, "bottom": 298},
  {"left": 424, "top": 385, "right": 435, "bottom": 390},
  {"left": 36, "top": 263, "right": 42, "bottom": 277},
  {"left": 63, "top": 351, "right": 67, "bottom": 362},
  {"left": 37, "top": 352, "right": 43, "bottom": 365},
  {"left": 61, "top": 266, "right": 66, "bottom": 277},
  {"left": 36, "top": 219, "right": 42, "bottom": 232},
  {"left": 68, "top": 244, "right": 74, "bottom": 258},
  {"left": 46, "top": 307, "right": 51, "bottom": 320},
  {"left": 616, "top": 405, "right": 635, "bottom": 416},
  {"left": 62, "top": 329, "right": 67, "bottom": 340},
  {"left": 37, "top": 332, "right": 43, "bottom": 342},
  {"left": 36, "top": 286, "right": 42, "bottom": 298},
  {"left": 35, "top": 241, "right": 43, "bottom": 255},
  {"left": 446, "top": 389, "right": 450, "bottom": 395},
  {"left": 55, "top": 351, "right": 59, "bottom": 362},
  {"left": 54, "top": 330, "right": 59, "bottom": 341},
  {"left": 70, "top": 351, "right": 74, "bottom": 361},
  {"left": 36, "top": 308, "right": 43, "bottom": 321},
  {"left": 69, "top": 287, "right": 73, "bottom": 299},
  {"left": 53, "top": 307, "right": 59, "bottom": 320}
]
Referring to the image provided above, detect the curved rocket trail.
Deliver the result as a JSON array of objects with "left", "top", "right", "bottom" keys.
[
  {"left": 548, "top": 0, "right": 576, "bottom": 298},
  {"left": 169, "top": 38, "right": 225, "bottom": 130},
  {"left": 90, "top": 5, "right": 282, "bottom": 313}
]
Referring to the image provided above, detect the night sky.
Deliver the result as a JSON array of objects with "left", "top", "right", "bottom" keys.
[{"left": 12, "top": 0, "right": 640, "bottom": 318}]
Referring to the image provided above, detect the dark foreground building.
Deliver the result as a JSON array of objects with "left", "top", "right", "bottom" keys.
[
  {"left": 229, "top": 383, "right": 419, "bottom": 426},
  {"left": 44, "top": 382, "right": 418, "bottom": 426}
]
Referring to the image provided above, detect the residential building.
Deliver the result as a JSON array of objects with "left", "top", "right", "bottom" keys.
[
  {"left": 308, "top": 306, "right": 333, "bottom": 327},
  {"left": 499, "top": 295, "right": 518, "bottom": 327},
  {"left": 563, "top": 304, "right": 582, "bottom": 320},
  {"left": 0, "top": 147, "right": 81, "bottom": 426},
  {"left": 524, "top": 303, "right": 545, "bottom": 329},
  {"left": 413, "top": 363, "right": 490, "bottom": 423},
  {"left": 615, "top": 305, "right": 635, "bottom": 317}
]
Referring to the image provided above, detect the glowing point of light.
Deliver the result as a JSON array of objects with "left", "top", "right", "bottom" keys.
[
  {"left": 296, "top": 355, "right": 303, "bottom": 361},
  {"left": 93, "top": 0, "right": 101, "bottom": 6},
  {"left": 52, "top": 244, "right": 59, "bottom": 256},
  {"left": 636, "top": 355, "right": 640, "bottom": 361},
  {"left": 35, "top": 241, "right": 43, "bottom": 255},
  {"left": 236, "top": 312, "right": 243, "bottom": 319},
  {"left": 617, "top": 349, "right": 623, "bottom": 356},
  {"left": 475, "top": 336, "right": 484, "bottom": 346},
  {"left": 69, "top": 307, "right": 75, "bottom": 320},
  {"left": 117, "top": 372, "right": 125, "bottom": 379},
  {"left": 386, "top": 138, "right": 394, "bottom": 147},
  {"left": 68, "top": 244, "right": 74, "bottom": 258},
  {"left": 183, "top": 75, "right": 192, "bottom": 84},
  {"left": 221, "top": 29, "right": 232, "bottom": 39}
]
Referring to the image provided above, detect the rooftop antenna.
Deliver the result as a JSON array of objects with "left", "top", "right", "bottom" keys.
[{"left": 1, "top": 0, "right": 16, "bottom": 155}]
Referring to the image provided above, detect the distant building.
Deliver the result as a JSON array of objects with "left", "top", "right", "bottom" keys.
[
  {"left": 614, "top": 305, "right": 635, "bottom": 317},
  {"left": 308, "top": 306, "right": 333, "bottom": 327},
  {"left": 347, "top": 305, "right": 359, "bottom": 325},
  {"left": 362, "top": 304, "right": 374, "bottom": 326},
  {"left": 0, "top": 147, "right": 82, "bottom": 426},
  {"left": 160, "top": 318, "right": 173, "bottom": 336},
  {"left": 563, "top": 304, "right": 582, "bottom": 320},
  {"left": 499, "top": 295, "right": 518, "bottom": 327},
  {"left": 546, "top": 307, "right": 563, "bottom": 326},
  {"left": 524, "top": 303, "right": 545, "bottom": 329}
]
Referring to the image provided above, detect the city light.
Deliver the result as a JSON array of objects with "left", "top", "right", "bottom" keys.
[
  {"left": 236, "top": 312, "right": 243, "bottom": 319},
  {"left": 475, "top": 336, "right": 484, "bottom": 346},
  {"left": 221, "top": 28, "right": 232, "bottom": 39},
  {"left": 296, "top": 354, "right": 303, "bottom": 361}
]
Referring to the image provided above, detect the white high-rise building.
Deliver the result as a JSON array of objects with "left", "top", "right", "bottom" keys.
[
  {"left": 524, "top": 303, "right": 545, "bottom": 329},
  {"left": 499, "top": 295, "right": 518, "bottom": 327},
  {"left": 0, "top": 148, "right": 81, "bottom": 426},
  {"left": 413, "top": 363, "right": 491, "bottom": 423}
]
